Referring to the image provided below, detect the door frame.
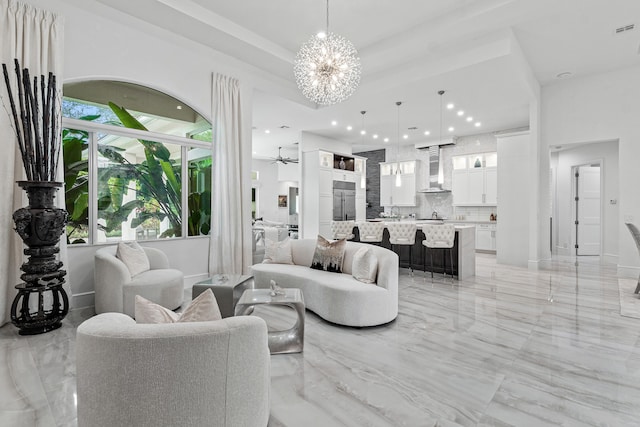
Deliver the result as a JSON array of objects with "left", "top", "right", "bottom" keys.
[{"left": 571, "top": 159, "right": 603, "bottom": 257}]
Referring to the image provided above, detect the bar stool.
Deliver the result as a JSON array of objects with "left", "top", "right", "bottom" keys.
[
  {"left": 387, "top": 223, "right": 417, "bottom": 274},
  {"left": 356, "top": 221, "right": 385, "bottom": 245},
  {"left": 331, "top": 220, "right": 355, "bottom": 240},
  {"left": 422, "top": 224, "right": 455, "bottom": 282}
]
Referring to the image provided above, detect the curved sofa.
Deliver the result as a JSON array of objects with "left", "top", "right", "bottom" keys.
[
  {"left": 251, "top": 239, "right": 399, "bottom": 327},
  {"left": 76, "top": 313, "right": 270, "bottom": 427}
]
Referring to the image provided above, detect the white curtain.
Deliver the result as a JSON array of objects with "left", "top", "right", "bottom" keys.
[
  {"left": 209, "top": 73, "right": 251, "bottom": 274},
  {"left": 0, "top": 0, "right": 66, "bottom": 326}
]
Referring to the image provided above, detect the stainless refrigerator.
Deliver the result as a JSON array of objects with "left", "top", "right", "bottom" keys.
[{"left": 333, "top": 181, "right": 356, "bottom": 221}]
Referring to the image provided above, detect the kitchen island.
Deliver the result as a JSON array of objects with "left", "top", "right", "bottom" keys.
[{"left": 352, "top": 221, "right": 476, "bottom": 280}]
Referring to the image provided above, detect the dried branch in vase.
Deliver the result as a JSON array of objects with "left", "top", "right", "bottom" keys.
[{"left": 1, "top": 58, "right": 61, "bottom": 182}]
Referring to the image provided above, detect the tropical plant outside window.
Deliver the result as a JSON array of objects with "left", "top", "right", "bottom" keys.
[{"left": 62, "top": 80, "right": 212, "bottom": 244}]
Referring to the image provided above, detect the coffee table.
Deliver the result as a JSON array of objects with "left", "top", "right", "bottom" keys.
[
  {"left": 234, "top": 288, "right": 305, "bottom": 354},
  {"left": 192, "top": 274, "right": 253, "bottom": 318}
]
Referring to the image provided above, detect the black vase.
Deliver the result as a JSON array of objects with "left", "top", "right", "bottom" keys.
[{"left": 11, "top": 181, "right": 69, "bottom": 335}]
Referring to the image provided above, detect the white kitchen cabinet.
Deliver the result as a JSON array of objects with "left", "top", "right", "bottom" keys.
[
  {"left": 379, "top": 160, "right": 416, "bottom": 206},
  {"left": 451, "top": 152, "right": 497, "bottom": 206},
  {"left": 302, "top": 150, "right": 366, "bottom": 239},
  {"left": 476, "top": 224, "right": 497, "bottom": 252}
]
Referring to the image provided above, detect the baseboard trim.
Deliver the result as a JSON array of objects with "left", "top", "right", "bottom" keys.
[
  {"left": 72, "top": 291, "right": 95, "bottom": 310},
  {"left": 618, "top": 265, "right": 640, "bottom": 279},
  {"left": 184, "top": 273, "right": 209, "bottom": 288}
]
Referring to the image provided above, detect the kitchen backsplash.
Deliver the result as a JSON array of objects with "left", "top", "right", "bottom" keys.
[
  {"left": 452, "top": 206, "right": 497, "bottom": 221},
  {"left": 380, "top": 132, "right": 498, "bottom": 220}
]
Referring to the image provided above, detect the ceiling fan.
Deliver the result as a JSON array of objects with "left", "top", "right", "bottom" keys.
[{"left": 270, "top": 146, "right": 299, "bottom": 164}]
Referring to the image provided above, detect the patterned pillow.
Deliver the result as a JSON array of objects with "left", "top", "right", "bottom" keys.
[
  {"left": 135, "top": 288, "right": 222, "bottom": 323},
  {"left": 263, "top": 238, "right": 294, "bottom": 264},
  {"left": 310, "top": 235, "right": 346, "bottom": 273},
  {"left": 116, "top": 241, "right": 150, "bottom": 276},
  {"left": 352, "top": 246, "right": 378, "bottom": 284}
]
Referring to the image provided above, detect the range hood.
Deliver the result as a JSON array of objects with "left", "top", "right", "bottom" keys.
[{"left": 417, "top": 145, "right": 451, "bottom": 193}]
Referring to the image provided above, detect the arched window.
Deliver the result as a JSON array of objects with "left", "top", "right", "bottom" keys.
[{"left": 62, "top": 80, "right": 211, "bottom": 244}]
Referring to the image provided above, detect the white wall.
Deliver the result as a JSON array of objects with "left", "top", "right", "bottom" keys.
[
  {"left": 26, "top": 0, "right": 286, "bottom": 307},
  {"left": 542, "top": 64, "right": 640, "bottom": 277},
  {"left": 300, "top": 132, "right": 351, "bottom": 155},
  {"left": 496, "top": 132, "right": 532, "bottom": 267},
  {"left": 252, "top": 159, "right": 297, "bottom": 224},
  {"left": 552, "top": 141, "right": 619, "bottom": 262}
]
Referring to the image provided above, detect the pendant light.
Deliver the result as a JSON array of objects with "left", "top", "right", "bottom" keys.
[
  {"left": 438, "top": 90, "right": 445, "bottom": 185},
  {"left": 395, "top": 101, "right": 402, "bottom": 187},
  {"left": 360, "top": 110, "right": 367, "bottom": 189}
]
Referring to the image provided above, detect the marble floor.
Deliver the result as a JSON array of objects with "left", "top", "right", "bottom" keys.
[{"left": 1, "top": 254, "right": 640, "bottom": 426}]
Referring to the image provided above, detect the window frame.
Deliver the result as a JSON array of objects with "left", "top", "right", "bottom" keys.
[{"left": 63, "top": 117, "right": 212, "bottom": 245}]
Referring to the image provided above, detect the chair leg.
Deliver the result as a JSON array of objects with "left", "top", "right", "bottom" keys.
[
  {"left": 635, "top": 275, "right": 640, "bottom": 294},
  {"left": 409, "top": 245, "right": 413, "bottom": 276},
  {"left": 429, "top": 250, "right": 434, "bottom": 282},
  {"left": 449, "top": 247, "right": 454, "bottom": 284}
]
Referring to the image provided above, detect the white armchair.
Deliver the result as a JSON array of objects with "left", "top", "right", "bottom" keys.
[
  {"left": 76, "top": 313, "right": 270, "bottom": 427},
  {"left": 94, "top": 246, "right": 184, "bottom": 317}
]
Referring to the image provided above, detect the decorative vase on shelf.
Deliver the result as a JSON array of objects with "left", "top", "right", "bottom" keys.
[
  {"left": 474, "top": 158, "right": 482, "bottom": 168},
  {"left": 339, "top": 157, "right": 346, "bottom": 170}
]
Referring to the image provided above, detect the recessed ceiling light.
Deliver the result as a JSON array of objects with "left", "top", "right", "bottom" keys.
[
  {"left": 556, "top": 71, "right": 573, "bottom": 79},
  {"left": 424, "top": 131, "right": 430, "bottom": 136},
  {"left": 448, "top": 126, "right": 455, "bottom": 132},
  {"left": 373, "top": 134, "right": 379, "bottom": 139},
  {"left": 360, "top": 130, "right": 366, "bottom": 135},
  {"left": 253, "top": 151, "right": 257, "bottom": 154},
  {"left": 331, "top": 120, "right": 337, "bottom": 126},
  {"left": 446, "top": 103, "right": 454, "bottom": 110},
  {"left": 264, "top": 129, "right": 270, "bottom": 134},
  {"left": 457, "top": 110, "right": 464, "bottom": 116},
  {"left": 403, "top": 134, "right": 409, "bottom": 139},
  {"left": 475, "top": 122, "right": 481, "bottom": 127},
  {"left": 176, "top": 105, "right": 183, "bottom": 110},
  {"left": 347, "top": 125, "right": 353, "bottom": 131},
  {"left": 383, "top": 137, "right": 389, "bottom": 142},
  {"left": 466, "top": 116, "right": 473, "bottom": 122}
]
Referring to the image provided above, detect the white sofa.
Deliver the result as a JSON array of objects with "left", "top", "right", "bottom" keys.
[
  {"left": 251, "top": 239, "right": 399, "bottom": 327},
  {"left": 76, "top": 313, "right": 270, "bottom": 427}
]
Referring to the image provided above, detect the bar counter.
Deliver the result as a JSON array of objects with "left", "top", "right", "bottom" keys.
[{"left": 352, "top": 221, "right": 476, "bottom": 280}]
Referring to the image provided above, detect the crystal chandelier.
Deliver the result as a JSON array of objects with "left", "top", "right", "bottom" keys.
[{"left": 293, "top": 0, "right": 361, "bottom": 105}]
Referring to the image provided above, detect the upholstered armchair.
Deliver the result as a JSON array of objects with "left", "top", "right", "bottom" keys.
[
  {"left": 94, "top": 246, "right": 184, "bottom": 317},
  {"left": 76, "top": 313, "right": 270, "bottom": 427}
]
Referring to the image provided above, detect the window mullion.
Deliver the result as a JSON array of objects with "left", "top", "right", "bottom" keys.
[
  {"left": 89, "top": 131, "right": 98, "bottom": 244},
  {"left": 181, "top": 145, "right": 188, "bottom": 238}
]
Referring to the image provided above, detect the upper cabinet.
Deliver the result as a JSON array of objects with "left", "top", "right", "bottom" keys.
[
  {"left": 379, "top": 160, "right": 417, "bottom": 206},
  {"left": 452, "top": 152, "right": 497, "bottom": 206}
]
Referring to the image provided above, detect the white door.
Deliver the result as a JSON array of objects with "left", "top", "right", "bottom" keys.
[{"left": 576, "top": 165, "right": 601, "bottom": 256}]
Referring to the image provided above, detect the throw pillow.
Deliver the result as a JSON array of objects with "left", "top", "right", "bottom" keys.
[
  {"left": 352, "top": 246, "right": 378, "bottom": 284},
  {"left": 310, "top": 235, "right": 346, "bottom": 273},
  {"left": 135, "top": 288, "right": 222, "bottom": 324},
  {"left": 263, "top": 238, "right": 294, "bottom": 264},
  {"left": 116, "top": 241, "right": 150, "bottom": 277}
]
